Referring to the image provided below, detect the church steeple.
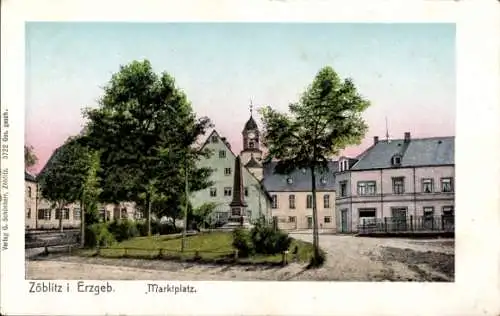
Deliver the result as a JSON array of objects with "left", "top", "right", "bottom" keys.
[{"left": 241, "top": 100, "right": 262, "bottom": 165}]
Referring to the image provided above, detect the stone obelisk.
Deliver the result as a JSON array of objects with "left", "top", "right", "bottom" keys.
[{"left": 226, "top": 155, "right": 251, "bottom": 228}]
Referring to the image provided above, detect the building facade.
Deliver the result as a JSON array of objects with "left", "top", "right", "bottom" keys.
[
  {"left": 335, "top": 133, "right": 455, "bottom": 233},
  {"left": 25, "top": 172, "right": 38, "bottom": 229},
  {"left": 262, "top": 162, "right": 337, "bottom": 231}
]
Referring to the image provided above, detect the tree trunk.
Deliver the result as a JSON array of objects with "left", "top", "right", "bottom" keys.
[
  {"left": 58, "top": 202, "right": 64, "bottom": 232},
  {"left": 310, "top": 165, "right": 320, "bottom": 263},
  {"left": 146, "top": 192, "right": 152, "bottom": 237},
  {"left": 80, "top": 200, "right": 85, "bottom": 248}
]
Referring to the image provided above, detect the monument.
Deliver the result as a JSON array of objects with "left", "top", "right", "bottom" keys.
[{"left": 224, "top": 155, "right": 252, "bottom": 229}]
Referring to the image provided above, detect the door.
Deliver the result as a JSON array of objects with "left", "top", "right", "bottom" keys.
[
  {"left": 341, "top": 209, "right": 348, "bottom": 233},
  {"left": 307, "top": 216, "right": 313, "bottom": 229},
  {"left": 391, "top": 208, "right": 408, "bottom": 231}
]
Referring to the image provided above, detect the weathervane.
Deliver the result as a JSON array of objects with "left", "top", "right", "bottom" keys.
[{"left": 249, "top": 99, "right": 253, "bottom": 116}]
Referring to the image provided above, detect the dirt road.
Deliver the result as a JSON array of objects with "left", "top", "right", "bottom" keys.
[{"left": 26, "top": 235, "right": 454, "bottom": 281}]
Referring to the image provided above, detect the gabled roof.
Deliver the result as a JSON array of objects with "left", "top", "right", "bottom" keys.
[
  {"left": 262, "top": 161, "right": 337, "bottom": 192},
  {"left": 199, "top": 130, "right": 272, "bottom": 201},
  {"left": 25, "top": 171, "right": 36, "bottom": 182},
  {"left": 351, "top": 136, "right": 454, "bottom": 170}
]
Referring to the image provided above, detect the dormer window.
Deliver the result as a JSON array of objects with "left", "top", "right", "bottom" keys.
[
  {"left": 391, "top": 154, "right": 402, "bottom": 167},
  {"left": 286, "top": 177, "right": 293, "bottom": 184},
  {"left": 339, "top": 159, "right": 349, "bottom": 172},
  {"left": 211, "top": 135, "right": 218, "bottom": 143}
]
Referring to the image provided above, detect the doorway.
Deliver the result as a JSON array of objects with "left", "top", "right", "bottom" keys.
[
  {"left": 306, "top": 216, "right": 313, "bottom": 229},
  {"left": 340, "top": 209, "right": 348, "bottom": 233},
  {"left": 391, "top": 207, "right": 408, "bottom": 231}
]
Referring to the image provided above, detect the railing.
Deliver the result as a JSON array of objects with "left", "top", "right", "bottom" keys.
[{"left": 357, "top": 215, "right": 454, "bottom": 234}]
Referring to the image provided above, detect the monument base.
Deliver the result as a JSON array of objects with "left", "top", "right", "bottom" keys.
[{"left": 222, "top": 216, "right": 253, "bottom": 230}]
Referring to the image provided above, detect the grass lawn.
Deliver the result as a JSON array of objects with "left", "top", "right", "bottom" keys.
[{"left": 77, "top": 231, "right": 316, "bottom": 265}]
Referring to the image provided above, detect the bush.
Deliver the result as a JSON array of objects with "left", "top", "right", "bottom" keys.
[
  {"left": 136, "top": 221, "right": 148, "bottom": 237},
  {"left": 232, "top": 228, "right": 254, "bottom": 258},
  {"left": 107, "top": 220, "right": 139, "bottom": 242},
  {"left": 250, "top": 221, "right": 292, "bottom": 255},
  {"left": 85, "top": 223, "right": 115, "bottom": 248}
]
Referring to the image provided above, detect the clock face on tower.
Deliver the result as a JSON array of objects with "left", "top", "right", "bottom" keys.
[{"left": 248, "top": 132, "right": 256, "bottom": 139}]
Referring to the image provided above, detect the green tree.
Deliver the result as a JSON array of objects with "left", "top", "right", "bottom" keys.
[
  {"left": 84, "top": 60, "right": 213, "bottom": 236},
  {"left": 38, "top": 138, "right": 95, "bottom": 232},
  {"left": 259, "top": 66, "right": 370, "bottom": 265},
  {"left": 25, "top": 144, "right": 38, "bottom": 170},
  {"left": 79, "top": 148, "right": 101, "bottom": 246}
]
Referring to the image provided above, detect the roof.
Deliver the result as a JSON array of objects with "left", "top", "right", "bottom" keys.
[
  {"left": 351, "top": 136, "right": 454, "bottom": 170},
  {"left": 25, "top": 171, "right": 36, "bottom": 182},
  {"left": 262, "top": 161, "right": 337, "bottom": 192},
  {"left": 243, "top": 116, "right": 258, "bottom": 131},
  {"left": 245, "top": 155, "right": 261, "bottom": 168}
]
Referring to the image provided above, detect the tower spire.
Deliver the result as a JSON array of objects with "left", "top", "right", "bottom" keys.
[{"left": 249, "top": 99, "right": 253, "bottom": 117}]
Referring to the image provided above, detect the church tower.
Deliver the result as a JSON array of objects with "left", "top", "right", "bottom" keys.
[
  {"left": 240, "top": 101, "right": 263, "bottom": 180},
  {"left": 241, "top": 101, "right": 263, "bottom": 163}
]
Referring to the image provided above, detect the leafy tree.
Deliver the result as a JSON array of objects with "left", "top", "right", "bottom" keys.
[
  {"left": 259, "top": 66, "right": 370, "bottom": 265},
  {"left": 38, "top": 138, "right": 94, "bottom": 232},
  {"left": 79, "top": 148, "right": 101, "bottom": 246},
  {"left": 24, "top": 144, "right": 38, "bottom": 170},
  {"left": 83, "top": 60, "right": 213, "bottom": 236}
]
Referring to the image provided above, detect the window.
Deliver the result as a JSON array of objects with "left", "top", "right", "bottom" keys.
[
  {"left": 423, "top": 207, "right": 435, "bottom": 229},
  {"left": 286, "top": 177, "right": 293, "bottom": 184},
  {"left": 442, "top": 206, "right": 454, "bottom": 216},
  {"left": 74, "top": 208, "right": 81, "bottom": 220},
  {"left": 135, "top": 211, "right": 144, "bottom": 219},
  {"left": 423, "top": 206, "right": 434, "bottom": 217},
  {"left": 358, "top": 208, "right": 376, "bottom": 225},
  {"left": 211, "top": 135, "right": 218, "bottom": 143},
  {"left": 324, "top": 216, "right": 331, "bottom": 223},
  {"left": 210, "top": 187, "right": 217, "bottom": 197},
  {"left": 391, "top": 154, "right": 402, "bottom": 166},
  {"left": 288, "top": 216, "right": 296, "bottom": 223},
  {"left": 224, "top": 187, "right": 232, "bottom": 197},
  {"left": 38, "top": 209, "right": 50, "bottom": 220},
  {"left": 271, "top": 195, "right": 278, "bottom": 209},
  {"left": 340, "top": 181, "right": 347, "bottom": 197},
  {"left": 306, "top": 195, "right": 313, "bottom": 209},
  {"left": 289, "top": 194, "right": 295, "bottom": 209},
  {"left": 121, "top": 208, "right": 127, "bottom": 219},
  {"left": 224, "top": 168, "right": 231, "bottom": 176},
  {"left": 244, "top": 187, "right": 249, "bottom": 197},
  {"left": 422, "top": 178, "right": 434, "bottom": 193},
  {"left": 392, "top": 177, "right": 405, "bottom": 194},
  {"left": 441, "top": 178, "right": 453, "bottom": 192},
  {"left": 320, "top": 177, "right": 327, "bottom": 185},
  {"left": 55, "top": 209, "right": 69, "bottom": 220},
  {"left": 219, "top": 150, "right": 226, "bottom": 158},
  {"left": 357, "top": 181, "right": 376, "bottom": 195},
  {"left": 323, "top": 194, "right": 330, "bottom": 208},
  {"left": 27, "top": 186, "right": 32, "bottom": 198},
  {"left": 249, "top": 141, "right": 255, "bottom": 148},
  {"left": 26, "top": 208, "right": 31, "bottom": 219}
]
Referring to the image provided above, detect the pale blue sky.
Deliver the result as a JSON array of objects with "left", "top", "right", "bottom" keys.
[{"left": 26, "top": 22, "right": 455, "bottom": 172}]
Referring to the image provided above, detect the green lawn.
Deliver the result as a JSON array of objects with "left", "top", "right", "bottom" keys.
[{"left": 77, "top": 231, "right": 316, "bottom": 265}]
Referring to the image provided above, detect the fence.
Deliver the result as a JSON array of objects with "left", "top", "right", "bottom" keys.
[
  {"left": 357, "top": 215, "right": 454, "bottom": 234},
  {"left": 25, "top": 230, "right": 81, "bottom": 249}
]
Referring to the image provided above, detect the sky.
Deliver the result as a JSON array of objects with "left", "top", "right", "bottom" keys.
[{"left": 25, "top": 22, "right": 455, "bottom": 173}]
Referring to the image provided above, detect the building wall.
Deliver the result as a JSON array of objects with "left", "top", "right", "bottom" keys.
[
  {"left": 190, "top": 132, "right": 270, "bottom": 223},
  {"left": 25, "top": 180, "right": 38, "bottom": 229},
  {"left": 270, "top": 190, "right": 336, "bottom": 230},
  {"left": 36, "top": 199, "right": 82, "bottom": 229},
  {"left": 336, "top": 165, "right": 455, "bottom": 232}
]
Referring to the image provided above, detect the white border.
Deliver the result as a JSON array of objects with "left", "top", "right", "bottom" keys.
[{"left": 2, "top": 0, "right": 500, "bottom": 315}]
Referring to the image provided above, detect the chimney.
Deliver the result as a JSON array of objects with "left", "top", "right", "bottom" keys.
[
  {"left": 404, "top": 132, "right": 411, "bottom": 143},
  {"left": 373, "top": 136, "right": 379, "bottom": 144}
]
